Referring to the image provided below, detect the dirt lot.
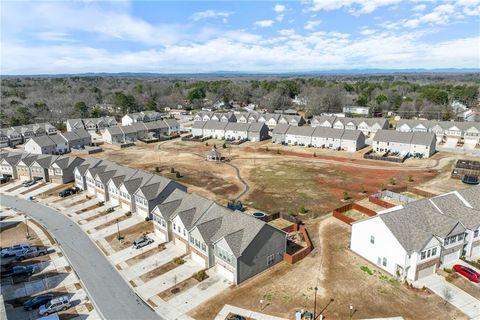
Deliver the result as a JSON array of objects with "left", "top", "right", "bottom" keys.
[
  {"left": 78, "top": 139, "right": 473, "bottom": 219},
  {"left": 0, "top": 221, "right": 43, "bottom": 248},
  {"left": 190, "top": 217, "right": 467, "bottom": 320}
]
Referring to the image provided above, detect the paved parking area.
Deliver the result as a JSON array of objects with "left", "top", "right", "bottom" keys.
[
  {"left": 12, "top": 185, "right": 235, "bottom": 320},
  {"left": 415, "top": 274, "right": 480, "bottom": 319},
  {"left": 0, "top": 205, "right": 100, "bottom": 320}
]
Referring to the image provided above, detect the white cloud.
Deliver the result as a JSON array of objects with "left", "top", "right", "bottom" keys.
[
  {"left": 307, "top": 0, "right": 402, "bottom": 14},
  {"left": 191, "top": 10, "right": 233, "bottom": 22},
  {"left": 412, "top": 4, "right": 427, "bottom": 11},
  {"left": 382, "top": 3, "right": 459, "bottom": 29},
  {"left": 305, "top": 20, "right": 322, "bottom": 30},
  {"left": 35, "top": 32, "right": 74, "bottom": 42},
  {"left": 254, "top": 20, "right": 275, "bottom": 27},
  {"left": 360, "top": 28, "right": 376, "bottom": 35},
  {"left": 276, "top": 14, "right": 284, "bottom": 22},
  {"left": 274, "top": 4, "right": 286, "bottom": 13}
]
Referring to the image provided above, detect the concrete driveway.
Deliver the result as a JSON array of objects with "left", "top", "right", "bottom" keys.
[
  {"left": 1, "top": 194, "right": 161, "bottom": 320},
  {"left": 415, "top": 274, "right": 480, "bottom": 319}
]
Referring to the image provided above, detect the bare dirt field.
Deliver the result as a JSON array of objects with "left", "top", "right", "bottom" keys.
[
  {"left": 79, "top": 139, "right": 473, "bottom": 219},
  {"left": 190, "top": 217, "right": 467, "bottom": 320},
  {"left": 104, "top": 220, "right": 154, "bottom": 252},
  {"left": 0, "top": 221, "right": 43, "bottom": 248}
]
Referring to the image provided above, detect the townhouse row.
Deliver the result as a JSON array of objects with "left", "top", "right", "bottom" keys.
[
  {"left": 311, "top": 116, "right": 389, "bottom": 137},
  {"left": 351, "top": 186, "right": 480, "bottom": 281},
  {"left": 0, "top": 123, "right": 58, "bottom": 148},
  {"left": 24, "top": 129, "right": 93, "bottom": 155},
  {"left": 194, "top": 111, "right": 305, "bottom": 129},
  {"left": 102, "top": 119, "right": 180, "bottom": 144},
  {"left": 272, "top": 124, "right": 366, "bottom": 152},
  {"left": 0, "top": 151, "right": 286, "bottom": 285},
  {"left": 66, "top": 117, "right": 118, "bottom": 132},
  {"left": 191, "top": 121, "right": 270, "bottom": 142},
  {"left": 372, "top": 130, "right": 437, "bottom": 158},
  {"left": 121, "top": 111, "right": 163, "bottom": 126},
  {"left": 396, "top": 119, "right": 480, "bottom": 143}
]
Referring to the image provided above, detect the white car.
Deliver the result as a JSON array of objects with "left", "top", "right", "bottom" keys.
[
  {"left": 39, "top": 296, "right": 71, "bottom": 316},
  {"left": 1, "top": 244, "right": 30, "bottom": 258}
]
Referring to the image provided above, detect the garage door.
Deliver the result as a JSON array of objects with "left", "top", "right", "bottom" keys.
[
  {"left": 110, "top": 196, "right": 119, "bottom": 206},
  {"left": 417, "top": 264, "right": 436, "bottom": 280},
  {"left": 216, "top": 264, "right": 235, "bottom": 283},
  {"left": 192, "top": 251, "right": 207, "bottom": 268},
  {"left": 154, "top": 227, "right": 167, "bottom": 242},
  {"left": 174, "top": 237, "right": 187, "bottom": 253},
  {"left": 121, "top": 201, "right": 130, "bottom": 211},
  {"left": 19, "top": 175, "right": 29, "bottom": 182},
  {"left": 443, "top": 251, "right": 460, "bottom": 264},
  {"left": 471, "top": 245, "right": 480, "bottom": 258}
]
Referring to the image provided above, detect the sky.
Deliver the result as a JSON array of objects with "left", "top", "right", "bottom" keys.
[{"left": 1, "top": 0, "right": 480, "bottom": 74}]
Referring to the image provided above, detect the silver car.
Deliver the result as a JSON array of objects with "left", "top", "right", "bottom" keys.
[{"left": 39, "top": 296, "right": 71, "bottom": 316}]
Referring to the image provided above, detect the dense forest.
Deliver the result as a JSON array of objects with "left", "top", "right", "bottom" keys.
[{"left": 1, "top": 74, "right": 478, "bottom": 128}]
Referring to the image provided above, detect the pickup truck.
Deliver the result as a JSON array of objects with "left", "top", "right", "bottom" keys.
[
  {"left": 58, "top": 187, "right": 80, "bottom": 198},
  {"left": 16, "top": 246, "right": 49, "bottom": 261},
  {"left": 1, "top": 244, "right": 31, "bottom": 258},
  {"left": 1, "top": 265, "right": 37, "bottom": 278}
]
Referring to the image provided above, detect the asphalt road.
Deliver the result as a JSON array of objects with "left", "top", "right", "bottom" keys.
[{"left": 1, "top": 194, "right": 161, "bottom": 320}]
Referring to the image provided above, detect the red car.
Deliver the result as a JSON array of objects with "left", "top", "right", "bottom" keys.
[{"left": 453, "top": 264, "right": 480, "bottom": 283}]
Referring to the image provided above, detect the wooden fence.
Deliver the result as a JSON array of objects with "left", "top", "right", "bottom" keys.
[
  {"left": 283, "top": 224, "right": 313, "bottom": 264},
  {"left": 332, "top": 202, "right": 377, "bottom": 225}
]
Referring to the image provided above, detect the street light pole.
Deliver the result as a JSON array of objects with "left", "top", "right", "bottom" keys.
[
  {"left": 25, "top": 215, "right": 30, "bottom": 239},
  {"left": 116, "top": 218, "right": 121, "bottom": 240},
  {"left": 313, "top": 286, "right": 318, "bottom": 320},
  {"left": 349, "top": 305, "right": 354, "bottom": 319}
]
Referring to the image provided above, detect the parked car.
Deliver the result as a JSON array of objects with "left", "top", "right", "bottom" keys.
[
  {"left": 33, "top": 177, "right": 43, "bottom": 181},
  {"left": 16, "top": 246, "right": 49, "bottom": 261},
  {"left": 23, "top": 293, "right": 55, "bottom": 311},
  {"left": 227, "top": 315, "right": 246, "bottom": 320},
  {"left": 1, "top": 244, "right": 31, "bottom": 258},
  {"left": 132, "top": 236, "right": 154, "bottom": 249},
  {"left": 22, "top": 180, "right": 36, "bottom": 187},
  {"left": 0, "top": 176, "right": 10, "bottom": 184},
  {"left": 2, "top": 265, "right": 38, "bottom": 278},
  {"left": 453, "top": 264, "right": 480, "bottom": 283},
  {"left": 58, "top": 187, "right": 80, "bottom": 198},
  {"left": 39, "top": 296, "right": 71, "bottom": 316}
]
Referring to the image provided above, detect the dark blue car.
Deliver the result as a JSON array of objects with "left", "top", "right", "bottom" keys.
[{"left": 23, "top": 293, "right": 54, "bottom": 311}]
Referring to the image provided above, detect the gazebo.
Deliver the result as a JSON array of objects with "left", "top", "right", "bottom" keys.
[{"left": 207, "top": 148, "right": 222, "bottom": 162}]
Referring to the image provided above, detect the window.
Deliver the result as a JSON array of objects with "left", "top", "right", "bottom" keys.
[
  {"left": 432, "top": 247, "right": 437, "bottom": 256},
  {"left": 201, "top": 243, "right": 206, "bottom": 252},
  {"left": 458, "top": 233, "right": 464, "bottom": 241},
  {"left": 421, "top": 251, "right": 426, "bottom": 259},
  {"left": 370, "top": 236, "right": 375, "bottom": 244},
  {"left": 183, "top": 229, "right": 186, "bottom": 236},
  {"left": 382, "top": 257, "right": 387, "bottom": 267},
  {"left": 427, "top": 249, "right": 431, "bottom": 258},
  {"left": 475, "top": 230, "right": 479, "bottom": 238},
  {"left": 267, "top": 254, "right": 275, "bottom": 266}
]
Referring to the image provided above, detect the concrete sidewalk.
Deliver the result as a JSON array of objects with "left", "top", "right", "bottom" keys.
[
  {"left": 415, "top": 274, "right": 480, "bottom": 319},
  {"left": 214, "top": 304, "right": 287, "bottom": 320}
]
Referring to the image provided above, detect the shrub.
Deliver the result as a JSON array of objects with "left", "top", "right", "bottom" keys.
[
  {"left": 173, "top": 257, "right": 185, "bottom": 265},
  {"left": 194, "top": 270, "right": 208, "bottom": 282},
  {"left": 389, "top": 177, "right": 396, "bottom": 185},
  {"left": 360, "top": 265, "right": 373, "bottom": 275},
  {"left": 342, "top": 191, "right": 350, "bottom": 200},
  {"left": 313, "top": 152, "right": 316, "bottom": 157},
  {"left": 276, "top": 149, "right": 280, "bottom": 154},
  {"left": 266, "top": 146, "right": 269, "bottom": 152},
  {"left": 170, "top": 167, "right": 175, "bottom": 173},
  {"left": 145, "top": 216, "right": 150, "bottom": 222},
  {"left": 155, "top": 167, "right": 160, "bottom": 172},
  {"left": 443, "top": 267, "right": 453, "bottom": 274},
  {"left": 299, "top": 206, "right": 307, "bottom": 214},
  {"left": 408, "top": 175, "right": 414, "bottom": 182},
  {"left": 205, "top": 142, "right": 209, "bottom": 146},
  {"left": 106, "top": 207, "right": 114, "bottom": 213},
  {"left": 287, "top": 210, "right": 296, "bottom": 217},
  {"left": 222, "top": 143, "right": 226, "bottom": 148},
  {"left": 380, "top": 183, "right": 386, "bottom": 191},
  {"left": 176, "top": 171, "right": 181, "bottom": 178},
  {"left": 125, "top": 211, "right": 132, "bottom": 217},
  {"left": 97, "top": 201, "right": 104, "bottom": 207}
]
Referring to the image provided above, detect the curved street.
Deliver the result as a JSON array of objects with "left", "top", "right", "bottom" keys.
[{"left": 0, "top": 194, "right": 161, "bottom": 320}]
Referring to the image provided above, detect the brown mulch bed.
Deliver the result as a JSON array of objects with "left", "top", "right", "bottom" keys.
[
  {"left": 94, "top": 214, "right": 130, "bottom": 231},
  {"left": 158, "top": 276, "right": 200, "bottom": 301},
  {"left": 125, "top": 244, "right": 166, "bottom": 266},
  {"left": 19, "top": 183, "right": 46, "bottom": 195},
  {"left": 104, "top": 221, "right": 154, "bottom": 252},
  {"left": 83, "top": 210, "right": 111, "bottom": 222},
  {"left": 64, "top": 197, "right": 93, "bottom": 208},
  {"left": 139, "top": 254, "right": 187, "bottom": 282},
  {"left": 76, "top": 203, "right": 105, "bottom": 214}
]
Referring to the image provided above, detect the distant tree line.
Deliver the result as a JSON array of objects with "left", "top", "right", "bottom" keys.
[{"left": 1, "top": 74, "right": 478, "bottom": 127}]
